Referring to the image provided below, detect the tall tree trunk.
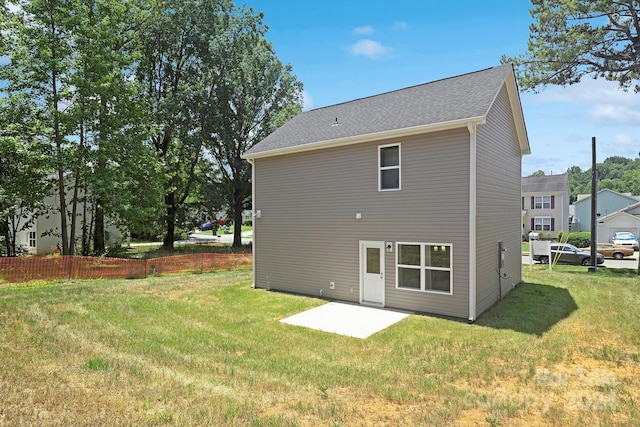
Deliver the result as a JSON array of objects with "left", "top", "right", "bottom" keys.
[
  {"left": 93, "top": 198, "right": 105, "bottom": 254},
  {"left": 232, "top": 189, "right": 243, "bottom": 248},
  {"left": 68, "top": 155, "right": 83, "bottom": 255},
  {"left": 49, "top": 13, "right": 69, "bottom": 256},
  {"left": 0, "top": 217, "right": 12, "bottom": 257},
  {"left": 56, "top": 169, "right": 69, "bottom": 254},
  {"left": 163, "top": 192, "right": 176, "bottom": 250},
  {"left": 93, "top": 96, "right": 108, "bottom": 254}
]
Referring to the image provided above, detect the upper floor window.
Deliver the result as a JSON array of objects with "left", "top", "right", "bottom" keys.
[
  {"left": 533, "top": 195, "right": 553, "bottom": 209},
  {"left": 379, "top": 144, "right": 400, "bottom": 191}
]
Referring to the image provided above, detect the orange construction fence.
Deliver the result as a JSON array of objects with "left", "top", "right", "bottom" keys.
[{"left": 0, "top": 253, "right": 252, "bottom": 284}]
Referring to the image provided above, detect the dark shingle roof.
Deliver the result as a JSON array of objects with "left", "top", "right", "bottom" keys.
[
  {"left": 521, "top": 174, "right": 570, "bottom": 193},
  {"left": 244, "top": 64, "right": 525, "bottom": 158}
]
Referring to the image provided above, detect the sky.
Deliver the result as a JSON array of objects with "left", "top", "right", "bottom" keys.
[{"left": 247, "top": 0, "right": 640, "bottom": 176}]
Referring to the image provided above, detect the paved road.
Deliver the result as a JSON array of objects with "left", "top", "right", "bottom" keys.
[
  {"left": 183, "top": 231, "right": 252, "bottom": 245},
  {"left": 129, "top": 231, "right": 253, "bottom": 248},
  {"left": 523, "top": 252, "right": 639, "bottom": 269}
]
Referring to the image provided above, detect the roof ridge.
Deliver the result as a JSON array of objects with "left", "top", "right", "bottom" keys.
[{"left": 304, "top": 64, "right": 510, "bottom": 113}]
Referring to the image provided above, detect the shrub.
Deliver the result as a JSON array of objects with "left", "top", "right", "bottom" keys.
[{"left": 567, "top": 232, "right": 591, "bottom": 248}]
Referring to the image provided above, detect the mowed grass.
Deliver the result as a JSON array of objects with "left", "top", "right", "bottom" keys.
[{"left": 0, "top": 266, "right": 639, "bottom": 426}]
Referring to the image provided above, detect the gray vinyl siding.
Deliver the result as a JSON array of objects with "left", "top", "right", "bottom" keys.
[
  {"left": 475, "top": 86, "right": 523, "bottom": 316},
  {"left": 253, "top": 128, "right": 471, "bottom": 319}
]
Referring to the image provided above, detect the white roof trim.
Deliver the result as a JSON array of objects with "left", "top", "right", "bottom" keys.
[
  {"left": 242, "top": 116, "right": 487, "bottom": 160},
  {"left": 504, "top": 68, "right": 531, "bottom": 155}
]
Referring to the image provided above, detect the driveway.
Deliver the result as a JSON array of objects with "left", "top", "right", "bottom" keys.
[
  {"left": 522, "top": 252, "right": 639, "bottom": 269},
  {"left": 184, "top": 231, "right": 253, "bottom": 245}
]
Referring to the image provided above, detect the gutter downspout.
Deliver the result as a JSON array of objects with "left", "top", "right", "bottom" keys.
[
  {"left": 249, "top": 159, "right": 256, "bottom": 288},
  {"left": 468, "top": 122, "right": 477, "bottom": 323}
]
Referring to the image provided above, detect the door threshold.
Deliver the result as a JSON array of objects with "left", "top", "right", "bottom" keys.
[{"left": 360, "top": 301, "right": 384, "bottom": 308}]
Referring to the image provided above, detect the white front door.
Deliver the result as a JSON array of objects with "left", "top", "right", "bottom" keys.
[{"left": 360, "top": 241, "right": 385, "bottom": 306}]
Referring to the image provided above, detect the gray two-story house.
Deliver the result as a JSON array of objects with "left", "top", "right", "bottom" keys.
[
  {"left": 574, "top": 189, "right": 640, "bottom": 240},
  {"left": 242, "top": 65, "right": 530, "bottom": 321}
]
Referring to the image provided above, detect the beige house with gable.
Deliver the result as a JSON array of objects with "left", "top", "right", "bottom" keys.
[
  {"left": 243, "top": 65, "right": 530, "bottom": 321},
  {"left": 521, "top": 173, "right": 571, "bottom": 239}
]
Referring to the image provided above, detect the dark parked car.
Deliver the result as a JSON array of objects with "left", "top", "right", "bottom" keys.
[{"left": 533, "top": 243, "right": 604, "bottom": 266}]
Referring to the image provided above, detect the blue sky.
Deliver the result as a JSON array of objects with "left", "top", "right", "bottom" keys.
[{"left": 248, "top": 0, "right": 640, "bottom": 176}]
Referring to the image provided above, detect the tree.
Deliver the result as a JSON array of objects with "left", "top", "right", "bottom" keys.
[
  {"left": 3, "top": 0, "right": 158, "bottom": 255},
  {"left": 136, "top": 0, "right": 217, "bottom": 250},
  {"left": 530, "top": 170, "right": 546, "bottom": 176},
  {"left": 503, "top": 0, "right": 640, "bottom": 92},
  {"left": 0, "top": 96, "right": 52, "bottom": 256},
  {"left": 2, "top": 0, "right": 77, "bottom": 254},
  {"left": 199, "top": 9, "right": 303, "bottom": 247},
  {"left": 66, "top": 0, "right": 159, "bottom": 254}
]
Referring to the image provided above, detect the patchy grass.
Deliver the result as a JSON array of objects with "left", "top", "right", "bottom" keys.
[
  {"left": 112, "top": 242, "right": 252, "bottom": 259},
  {"left": 0, "top": 267, "right": 638, "bottom": 425}
]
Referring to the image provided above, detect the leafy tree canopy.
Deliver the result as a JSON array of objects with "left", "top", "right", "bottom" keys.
[
  {"left": 503, "top": 0, "right": 640, "bottom": 92},
  {"left": 564, "top": 155, "right": 640, "bottom": 202}
]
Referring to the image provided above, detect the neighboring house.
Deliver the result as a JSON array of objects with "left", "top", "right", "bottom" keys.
[
  {"left": 521, "top": 173, "right": 570, "bottom": 239},
  {"left": 573, "top": 189, "right": 640, "bottom": 240},
  {"left": 242, "top": 65, "right": 530, "bottom": 322},
  {"left": 14, "top": 190, "right": 122, "bottom": 255}
]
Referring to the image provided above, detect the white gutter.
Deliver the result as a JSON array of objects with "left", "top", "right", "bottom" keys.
[
  {"left": 242, "top": 116, "right": 487, "bottom": 160},
  {"left": 249, "top": 158, "right": 256, "bottom": 289},
  {"left": 468, "top": 122, "right": 477, "bottom": 323}
]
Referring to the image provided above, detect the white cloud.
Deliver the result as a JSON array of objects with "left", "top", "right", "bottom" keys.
[
  {"left": 588, "top": 104, "right": 640, "bottom": 126},
  {"left": 353, "top": 26, "right": 374, "bottom": 35},
  {"left": 605, "top": 134, "right": 640, "bottom": 157},
  {"left": 302, "top": 91, "right": 315, "bottom": 111},
  {"left": 392, "top": 21, "right": 408, "bottom": 30},
  {"left": 348, "top": 39, "right": 391, "bottom": 59},
  {"left": 533, "top": 79, "right": 640, "bottom": 127}
]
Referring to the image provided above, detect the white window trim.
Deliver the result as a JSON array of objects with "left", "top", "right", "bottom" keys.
[
  {"left": 534, "top": 195, "right": 551, "bottom": 209},
  {"left": 28, "top": 231, "right": 37, "bottom": 248},
  {"left": 378, "top": 143, "right": 401, "bottom": 191},
  {"left": 533, "top": 216, "right": 552, "bottom": 231},
  {"left": 395, "top": 242, "right": 453, "bottom": 295}
]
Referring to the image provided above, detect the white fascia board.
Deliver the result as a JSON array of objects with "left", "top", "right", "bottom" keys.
[
  {"left": 242, "top": 116, "right": 486, "bottom": 160},
  {"left": 504, "top": 70, "right": 531, "bottom": 155}
]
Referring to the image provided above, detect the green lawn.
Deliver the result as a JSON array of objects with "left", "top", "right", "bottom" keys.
[{"left": 0, "top": 266, "right": 638, "bottom": 425}]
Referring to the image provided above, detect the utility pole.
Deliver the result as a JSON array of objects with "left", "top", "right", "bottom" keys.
[{"left": 589, "top": 136, "right": 597, "bottom": 273}]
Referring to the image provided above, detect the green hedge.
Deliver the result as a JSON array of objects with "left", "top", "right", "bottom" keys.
[{"left": 567, "top": 232, "right": 591, "bottom": 248}]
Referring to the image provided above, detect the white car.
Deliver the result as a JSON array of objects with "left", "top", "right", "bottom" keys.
[{"left": 611, "top": 233, "right": 639, "bottom": 250}]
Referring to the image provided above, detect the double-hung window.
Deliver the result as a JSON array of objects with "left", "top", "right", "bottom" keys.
[
  {"left": 379, "top": 144, "right": 400, "bottom": 191},
  {"left": 533, "top": 217, "right": 553, "bottom": 231},
  {"left": 534, "top": 196, "right": 552, "bottom": 209},
  {"left": 28, "top": 231, "right": 36, "bottom": 248},
  {"left": 396, "top": 243, "right": 452, "bottom": 294}
]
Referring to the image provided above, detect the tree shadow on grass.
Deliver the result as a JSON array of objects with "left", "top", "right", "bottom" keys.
[{"left": 474, "top": 282, "right": 578, "bottom": 336}]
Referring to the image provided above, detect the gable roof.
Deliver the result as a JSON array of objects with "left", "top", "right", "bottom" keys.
[
  {"left": 243, "top": 64, "right": 530, "bottom": 159},
  {"left": 597, "top": 201, "right": 640, "bottom": 222},
  {"left": 575, "top": 188, "right": 640, "bottom": 205},
  {"left": 521, "top": 173, "right": 569, "bottom": 194}
]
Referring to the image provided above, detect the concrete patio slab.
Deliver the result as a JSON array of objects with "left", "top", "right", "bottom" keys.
[{"left": 280, "top": 302, "right": 411, "bottom": 339}]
